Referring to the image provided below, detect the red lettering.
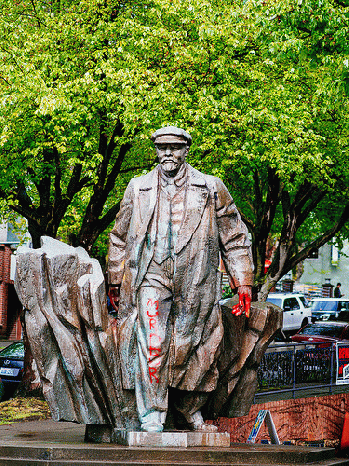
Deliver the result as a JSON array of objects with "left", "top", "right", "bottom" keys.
[
  {"left": 147, "top": 298, "right": 161, "bottom": 382},
  {"left": 149, "top": 317, "right": 156, "bottom": 329},
  {"left": 149, "top": 346, "right": 161, "bottom": 357},
  {"left": 149, "top": 367, "right": 159, "bottom": 383},
  {"left": 147, "top": 298, "right": 159, "bottom": 309}
]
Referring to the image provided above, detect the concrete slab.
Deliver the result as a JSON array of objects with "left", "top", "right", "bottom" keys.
[
  {"left": 112, "top": 430, "right": 230, "bottom": 447},
  {"left": 187, "top": 431, "right": 230, "bottom": 447},
  {"left": 115, "top": 430, "right": 188, "bottom": 447}
]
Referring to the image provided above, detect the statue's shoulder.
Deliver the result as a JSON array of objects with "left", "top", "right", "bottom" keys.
[
  {"left": 187, "top": 165, "right": 226, "bottom": 191},
  {"left": 129, "top": 167, "right": 158, "bottom": 191}
]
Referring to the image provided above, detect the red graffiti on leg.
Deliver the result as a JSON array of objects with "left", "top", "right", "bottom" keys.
[
  {"left": 149, "top": 366, "right": 159, "bottom": 384},
  {"left": 147, "top": 299, "right": 161, "bottom": 383}
]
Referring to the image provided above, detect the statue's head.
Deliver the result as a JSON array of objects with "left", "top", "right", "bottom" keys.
[{"left": 151, "top": 126, "right": 192, "bottom": 177}]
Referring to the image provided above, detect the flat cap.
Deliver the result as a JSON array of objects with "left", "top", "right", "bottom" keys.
[{"left": 151, "top": 126, "right": 192, "bottom": 146}]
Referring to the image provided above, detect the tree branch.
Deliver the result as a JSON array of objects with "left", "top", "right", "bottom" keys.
[
  {"left": 286, "top": 201, "right": 349, "bottom": 271},
  {"left": 95, "top": 201, "right": 121, "bottom": 235}
]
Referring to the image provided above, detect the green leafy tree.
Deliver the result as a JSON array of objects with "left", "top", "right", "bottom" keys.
[
  {"left": 162, "top": 0, "right": 349, "bottom": 299},
  {"left": 216, "top": 0, "right": 349, "bottom": 299},
  {"left": 1, "top": 0, "right": 349, "bottom": 302},
  {"left": 0, "top": 0, "right": 159, "bottom": 252}
]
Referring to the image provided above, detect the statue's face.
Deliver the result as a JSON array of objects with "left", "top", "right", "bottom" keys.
[{"left": 156, "top": 143, "right": 188, "bottom": 177}]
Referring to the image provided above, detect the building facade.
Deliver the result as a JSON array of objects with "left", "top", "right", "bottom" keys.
[
  {"left": 299, "top": 241, "right": 349, "bottom": 298},
  {"left": 0, "top": 223, "right": 24, "bottom": 341}
]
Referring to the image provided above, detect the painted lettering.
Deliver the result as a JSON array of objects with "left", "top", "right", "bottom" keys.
[
  {"left": 149, "top": 346, "right": 161, "bottom": 357},
  {"left": 149, "top": 317, "right": 157, "bottom": 329},
  {"left": 146, "top": 299, "right": 159, "bottom": 317},
  {"left": 149, "top": 367, "right": 159, "bottom": 383},
  {"left": 147, "top": 298, "right": 161, "bottom": 383}
]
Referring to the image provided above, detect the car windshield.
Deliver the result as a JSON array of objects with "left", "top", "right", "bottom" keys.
[
  {"left": 267, "top": 298, "right": 282, "bottom": 307},
  {"left": 0, "top": 342, "right": 24, "bottom": 358},
  {"left": 311, "top": 301, "right": 338, "bottom": 312},
  {"left": 298, "top": 324, "right": 344, "bottom": 338}
]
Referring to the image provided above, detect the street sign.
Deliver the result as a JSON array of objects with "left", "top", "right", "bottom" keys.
[{"left": 336, "top": 343, "right": 349, "bottom": 385}]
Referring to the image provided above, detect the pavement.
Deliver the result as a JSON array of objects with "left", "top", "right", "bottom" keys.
[{"left": 0, "top": 419, "right": 86, "bottom": 444}]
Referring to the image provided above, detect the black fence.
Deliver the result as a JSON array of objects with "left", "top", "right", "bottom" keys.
[{"left": 256, "top": 342, "right": 337, "bottom": 400}]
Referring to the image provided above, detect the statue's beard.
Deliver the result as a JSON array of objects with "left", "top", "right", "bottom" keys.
[
  {"left": 161, "top": 159, "right": 178, "bottom": 172},
  {"left": 160, "top": 159, "right": 179, "bottom": 175}
]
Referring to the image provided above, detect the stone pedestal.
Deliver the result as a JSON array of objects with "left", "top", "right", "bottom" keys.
[{"left": 85, "top": 425, "right": 230, "bottom": 447}]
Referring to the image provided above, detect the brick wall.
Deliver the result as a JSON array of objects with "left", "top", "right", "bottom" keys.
[
  {"left": 0, "top": 245, "right": 12, "bottom": 335},
  {"left": 0, "top": 245, "right": 22, "bottom": 340},
  {"left": 0, "top": 282, "right": 8, "bottom": 333},
  {"left": 214, "top": 393, "right": 349, "bottom": 444}
]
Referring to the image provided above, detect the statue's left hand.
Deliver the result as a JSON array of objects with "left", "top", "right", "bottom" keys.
[{"left": 231, "top": 286, "right": 252, "bottom": 318}]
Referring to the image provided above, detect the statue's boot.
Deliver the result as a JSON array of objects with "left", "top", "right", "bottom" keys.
[
  {"left": 140, "top": 410, "right": 164, "bottom": 432},
  {"left": 185, "top": 410, "right": 217, "bottom": 432}
]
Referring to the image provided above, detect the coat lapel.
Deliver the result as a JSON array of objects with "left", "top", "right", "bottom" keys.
[
  {"left": 133, "top": 168, "right": 158, "bottom": 290},
  {"left": 132, "top": 164, "right": 209, "bottom": 260},
  {"left": 134, "top": 167, "right": 158, "bottom": 242},
  {"left": 175, "top": 166, "right": 209, "bottom": 254}
]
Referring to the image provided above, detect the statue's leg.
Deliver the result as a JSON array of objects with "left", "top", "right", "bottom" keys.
[
  {"left": 174, "top": 391, "right": 218, "bottom": 432},
  {"left": 135, "top": 279, "right": 173, "bottom": 432}
]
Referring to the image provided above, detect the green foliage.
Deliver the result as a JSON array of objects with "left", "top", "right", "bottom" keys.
[
  {"left": 222, "top": 284, "right": 234, "bottom": 299},
  {"left": 178, "top": 0, "right": 349, "bottom": 296},
  {"left": 0, "top": 0, "right": 160, "bottom": 248},
  {"left": 0, "top": 0, "right": 348, "bottom": 295}
]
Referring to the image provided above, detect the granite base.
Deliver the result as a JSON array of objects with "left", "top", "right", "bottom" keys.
[{"left": 85, "top": 425, "right": 230, "bottom": 447}]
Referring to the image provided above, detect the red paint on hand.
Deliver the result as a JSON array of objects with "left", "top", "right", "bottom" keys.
[{"left": 231, "top": 288, "right": 252, "bottom": 318}]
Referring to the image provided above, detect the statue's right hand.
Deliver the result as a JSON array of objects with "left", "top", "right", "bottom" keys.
[{"left": 108, "top": 285, "right": 121, "bottom": 313}]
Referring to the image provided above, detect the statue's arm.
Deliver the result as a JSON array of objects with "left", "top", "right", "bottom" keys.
[
  {"left": 215, "top": 178, "right": 254, "bottom": 316},
  {"left": 107, "top": 179, "right": 135, "bottom": 290}
]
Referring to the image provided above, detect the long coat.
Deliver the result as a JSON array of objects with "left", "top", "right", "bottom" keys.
[{"left": 108, "top": 164, "right": 253, "bottom": 392}]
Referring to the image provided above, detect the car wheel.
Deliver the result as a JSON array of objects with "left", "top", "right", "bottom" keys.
[{"left": 301, "top": 318, "right": 308, "bottom": 328}]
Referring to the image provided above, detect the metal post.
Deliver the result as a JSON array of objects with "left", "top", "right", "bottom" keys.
[{"left": 330, "top": 343, "right": 335, "bottom": 394}]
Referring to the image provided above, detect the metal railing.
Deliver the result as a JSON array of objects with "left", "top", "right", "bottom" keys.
[{"left": 255, "top": 341, "right": 337, "bottom": 400}]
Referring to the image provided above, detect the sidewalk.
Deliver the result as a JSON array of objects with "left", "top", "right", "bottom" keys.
[
  {"left": 0, "top": 420, "right": 346, "bottom": 466},
  {"left": 0, "top": 419, "right": 85, "bottom": 444}
]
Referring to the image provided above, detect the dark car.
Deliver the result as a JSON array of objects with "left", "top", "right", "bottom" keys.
[
  {"left": 0, "top": 342, "right": 24, "bottom": 394},
  {"left": 291, "top": 322, "right": 349, "bottom": 344},
  {"left": 310, "top": 298, "right": 349, "bottom": 321},
  {"left": 0, "top": 378, "right": 4, "bottom": 401}
]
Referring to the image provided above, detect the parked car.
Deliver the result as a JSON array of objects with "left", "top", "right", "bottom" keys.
[
  {"left": 0, "top": 378, "right": 4, "bottom": 402},
  {"left": 0, "top": 341, "right": 24, "bottom": 395},
  {"left": 291, "top": 321, "right": 349, "bottom": 344},
  {"left": 266, "top": 293, "right": 312, "bottom": 332},
  {"left": 310, "top": 298, "right": 349, "bottom": 322}
]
